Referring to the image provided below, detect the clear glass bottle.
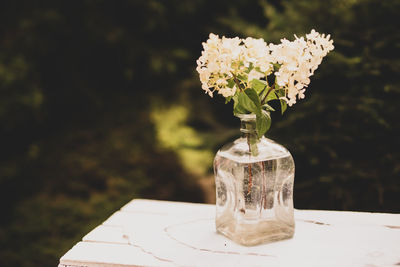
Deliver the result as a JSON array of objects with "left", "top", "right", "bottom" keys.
[{"left": 213, "top": 113, "right": 295, "bottom": 246}]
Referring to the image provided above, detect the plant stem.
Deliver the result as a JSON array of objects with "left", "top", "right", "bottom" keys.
[
  {"left": 247, "top": 163, "right": 252, "bottom": 195},
  {"left": 261, "top": 161, "right": 267, "bottom": 209},
  {"left": 246, "top": 133, "right": 253, "bottom": 195},
  {"left": 231, "top": 72, "right": 244, "bottom": 92},
  {"left": 261, "top": 86, "right": 275, "bottom": 105}
]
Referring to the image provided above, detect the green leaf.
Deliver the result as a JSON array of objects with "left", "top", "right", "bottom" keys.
[
  {"left": 237, "top": 92, "right": 254, "bottom": 113},
  {"left": 250, "top": 79, "right": 267, "bottom": 94},
  {"left": 237, "top": 73, "right": 247, "bottom": 82},
  {"left": 225, "top": 95, "right": 233, "bottom": 104},
  {"left": 237, "top": 90, "right": 260, "bottom": 115},
  {"left": 244, "top": 62, "right": 254, "bottom": 74},
  {"left": 262, "top": 103, "right": 275, "bottom": 112},
  {"left": 226, "top": 78, "right": 235, "bottom": 88},
  {"left": 275, "top": 89, "right": 287, "bottom": 114},
  {"left": 259, "top": 87, "right": 269, "bottom": 103},
  {"left": 244, "top": 88, "right": 261, "bottom": 115},
  {"left": 233, "top": 94, "right": 247, "bottom": 114},
  {"left": 263, "top": 89, "right": 277, "bottom": 103},
  {"left": 280, "top": 99, "right": 287, "bottom": 114},
  {"left": 273, "top": 63, "right": 282, "bottom": 71},
  {"left": 234, "top": 103, "right": 247, "bottom": 114},
  {"left": 256, "top": 111, "right": 271, "bottom": 137},
  {"left": 275, "top": 88, "right": 285, "bottom": 97}
]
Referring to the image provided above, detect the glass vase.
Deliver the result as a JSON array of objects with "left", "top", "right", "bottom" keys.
[{"left": 213, "top": 113, "right": 295, "bottom": 246}]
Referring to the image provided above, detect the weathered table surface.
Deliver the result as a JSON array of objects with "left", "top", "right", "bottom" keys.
[{"left": 59, "top": 199, "right": 400, "bottom": 267}]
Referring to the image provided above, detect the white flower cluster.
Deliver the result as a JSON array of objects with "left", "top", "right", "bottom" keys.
[
  {"left": 270, "top": 30, "right": 334, "bottom": 105},
  {"left": 196, "top": 30, "right": 334, "bottom": 106}
]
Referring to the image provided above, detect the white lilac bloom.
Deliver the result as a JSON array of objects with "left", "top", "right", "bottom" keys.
[
  {"left": 196, "top": 30, "right": 334, "bottom": 104},
  {"left": 196, "top": 33, "right": 244, "bottom": 97},
  {"left": 272, "top": 30, "right": 334, "bottom": 105}
]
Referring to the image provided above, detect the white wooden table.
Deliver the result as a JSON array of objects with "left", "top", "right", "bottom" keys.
[{"left": 59, "top": 199, "right": 400, "bottom": 267}]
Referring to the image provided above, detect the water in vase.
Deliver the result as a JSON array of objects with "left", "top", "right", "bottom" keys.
[{"left": 214, "top": 136, "right": 295, "bottom": 246}]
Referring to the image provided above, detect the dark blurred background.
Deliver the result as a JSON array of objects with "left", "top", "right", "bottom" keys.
[{"left": 0, "top": 0, "right": 399, "bottom": 266}]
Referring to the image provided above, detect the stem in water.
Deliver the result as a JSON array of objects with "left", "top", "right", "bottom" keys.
[
  {"left": 261, "top": 161, "right": 267, "bottom": 209},
  {"left": 247, "top": 163, "right": 253, "bottom": 195},
  {"left": 246, "top": 133, "right": 253, "bottom": 195}
]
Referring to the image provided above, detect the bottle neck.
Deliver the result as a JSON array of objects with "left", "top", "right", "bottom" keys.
[{"left": 238, "top": 114, "right": 259, "bottom": 140}]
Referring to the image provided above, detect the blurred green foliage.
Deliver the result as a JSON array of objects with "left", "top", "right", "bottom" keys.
[{"left": 0, "top": 0, "right": 399, "bottom": 266}]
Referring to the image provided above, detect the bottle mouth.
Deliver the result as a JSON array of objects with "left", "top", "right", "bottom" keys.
[
  {"left": 237, "top": 111, "right": 269, "bottom": 135},
  {"left": 238, "top": 114, "right": 257, "bottom": 134},
  {"left": 240, "top": 128, "right": 256, "bottom": 134},
  {"left": 235, "top": 110, "right": 269, "bottom": 120},
  {"left": 235, "top": 113, "right": 256, "bottom": 121}
]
